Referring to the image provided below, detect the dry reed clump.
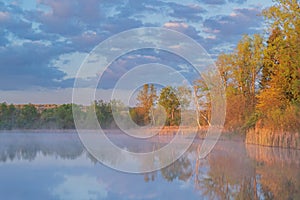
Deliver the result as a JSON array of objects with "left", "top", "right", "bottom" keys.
[{"left": 246, "top": 128, "right": 299, "bottom": 149}]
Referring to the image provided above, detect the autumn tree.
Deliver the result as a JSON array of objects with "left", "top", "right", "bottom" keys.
[
  {"left": 204, "top": 34, "right": 264, "bottom": 131},
  {"left": 135, "top": 84, "right": 157, "bottom": 125},
  {"left": 193, "top": 79, "right": 211, "bottom": 127},
  {"left": 257, "top": 0, "right": 300, "bottom": 130}
]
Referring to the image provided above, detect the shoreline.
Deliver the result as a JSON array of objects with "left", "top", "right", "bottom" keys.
[
  {"left": 2, "top": 128, "right": 300, "bottom": 150},
  {"left": 0, "top": 127, "right": 243, "bottom": 141}
]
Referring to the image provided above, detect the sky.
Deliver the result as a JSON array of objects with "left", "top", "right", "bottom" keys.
[{"left": 0, "top": 0, "right": 274, "bottom": 104}]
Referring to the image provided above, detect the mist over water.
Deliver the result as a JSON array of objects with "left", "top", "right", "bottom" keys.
[{"left": 0, "top": 132, "right": 299, "bottom": 200}]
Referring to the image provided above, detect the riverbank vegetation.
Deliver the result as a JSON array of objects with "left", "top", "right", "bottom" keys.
[{"left": 218, "top": 0, "right": 300, "bottom": 147}]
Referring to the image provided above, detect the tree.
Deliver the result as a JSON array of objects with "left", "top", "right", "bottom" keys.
[
  {"left": 95, "top": 100, "right": 114, "bottom": 128},
  {"left": 149, "top": 84, "right": 157, "bottom": 125},
  {"left": 176, "top": 85, "right": 192, "bottom": 110},
  {"left": 40, "top": 108, "right": 58, "bottom": 128},
  {"left": 232, "top": 34, "right": 264, "bottom": 116},
  {"left": 158, "top": 86, "right": 180, "bottom": 126},
  {"left": 203, "top": 34, "right": 264, "bottom": 130},
  {"left": 17, "top": 104, "right": 39, "bottom": 129},
  {"left": 256, "top": 0, "right": 300, "bottom": 130},
  {"left": 136, "top": 84, "right": 157, "bottom": 125},
  {"left": 193, "top": 79, "right": 211, "bottom": 127},
  {"left": 55, "top": 104, "right": 75, "bottom": 129},
  {"left": 260, "top": 0, "right": 300, "bottom": 104}
]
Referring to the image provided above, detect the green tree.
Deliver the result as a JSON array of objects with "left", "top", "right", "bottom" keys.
[
  {"left": 95, "top": 100, "right": 114, "bottom": 128},
  {"left": 0, "top": 103, "right": 16, "bottom": 129},
  {"left": 55, "top": 104, "right": 75, "bottom": 129},
  {"left": 17, "top": 104, "right": 39, "bottom": 129},
  {"left": 158, "top": 86, "right": 180, "bottom": 126},
  {"left": 40, "top": 107, "right": 58, "bottom": 129}
]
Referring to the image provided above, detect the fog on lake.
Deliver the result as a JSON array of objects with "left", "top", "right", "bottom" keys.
[{"left": 0, "top": 132, "right": 299, "bottom": 200}]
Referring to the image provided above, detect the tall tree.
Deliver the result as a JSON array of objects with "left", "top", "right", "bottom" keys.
[
  {"left": 95, "top": 100, "right": 114, "bottom": 128},
  {"left": 158, "top": 86, "right": 180, "bottom": 126},
  {"left": 136, "top": 84, "right": 157, "bottom": 125},
  {"left": 257, "top": 0, "right": 300, "bottom": 130},
  {"left": 204, "top": 34, "right": 264, "bottom": 130},
  {"left": 193, "top": 79, "right": 211, "bottom": 127}
]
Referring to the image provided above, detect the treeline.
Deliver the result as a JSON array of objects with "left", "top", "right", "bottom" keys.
[
  {"left": 0, "top": 103, "right": 76, "bottom": 129},
  {"left": 131, "top": 84, "right": 192, "bottom": 127},
  {"left": 0, "top": 101, "right": 118, "bottom": 130},
  {"left": 214, "top": 0, "right": 300, "bottom": 132},
  {"left": 0, "top": 100, "right": 131, "bottom": 129},
  {"left": 134, "top": 0, "right": 300, "bottom": 133},
  {"left": 0, "top": 84, "right": 193, "bottom": 130}
]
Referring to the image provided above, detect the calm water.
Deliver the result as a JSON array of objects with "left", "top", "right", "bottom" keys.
[{"left": 0, "top": 132, "right": 299, "bottom": 200}]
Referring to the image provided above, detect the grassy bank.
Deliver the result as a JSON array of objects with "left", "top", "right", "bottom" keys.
[{"left": 246, "top": 128, "right": 300, "bottom": 149}]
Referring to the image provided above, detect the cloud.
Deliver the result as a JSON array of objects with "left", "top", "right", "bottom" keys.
[
  {"left": 198, "top": 0, "right": 246, "bottom": 4},
  {"left": 0, "top": 30, "right": 9, "bottom": 46},
  {"left": 198, "top": 0, "right": 227, "bottom": 5},
  {"left": 70, "top": 31, "right": 105, "bottom": 52},
  {"left": 228, "top": 0, "right": 247, "bottom": 4},
  {"left": 0, "top": 5, "right": 34, "bottom": 40},
  {"left": 33, "top": 0, "right": 108, "bottom": 36},
  {"left": 0, "top": 0, "right": 274, "bottom": 95},
  {"left": 203, "top": 7, "right": 263, "bottom": 53},
  {"left": 168, "top": 3, "right": 206, "bottom": 22},
  {"left": 96, "top": 49, "right": 198, "bottom": 90},
  {"left": 100, "top": 17, "right": 144, "bottom": 36},
  {"left": 0, "top": 41, "right": 68, "bottom": 90},
  {"left": 163, "top": 21, "right": 204, "bottom": 42}
]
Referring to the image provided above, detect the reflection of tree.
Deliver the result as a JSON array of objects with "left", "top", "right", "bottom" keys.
[
  {"left": 161, "top": 155, "right": 193, "bottom": 182},
  {"left": 194, "top": 142, "right": 258, "bottom": 200},
  {"left": 139, "top": 139, "right": 299, "bottom": 199},
  {"left": 260, "top": 176, "right": 299, "bottom": 200},
  {"left": 143, "top": 172, "right": 157, "bottom": 182},
  {"left": 0, "top": 134, "right": 84, "bottom": 163},
  {"left": 246, "top": 144, "right": 300, "bottom": 199}
]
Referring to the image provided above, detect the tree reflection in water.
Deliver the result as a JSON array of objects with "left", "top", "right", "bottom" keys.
[
  {"left": 144, "top": 141, "right": 300, "bottom": 200},
  {"left": 0, "top": 133, "right": 299, "bottom": 199},
  {"left": 194, "top": 142, "right": 258, "bottom": 200},
  {"left": 0, "top": 133, "right": 84, "bottom": 162}
]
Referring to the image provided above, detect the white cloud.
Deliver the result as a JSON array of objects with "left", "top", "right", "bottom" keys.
[{"left": 164, "top": 22, "right": 189, "bottom": 29}]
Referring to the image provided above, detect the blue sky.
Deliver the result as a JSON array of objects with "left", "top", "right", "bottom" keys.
[{"left": 0, "top": 0, "right": 273, "bottom": 104}]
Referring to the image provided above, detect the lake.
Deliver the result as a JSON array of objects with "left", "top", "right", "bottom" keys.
[{"left": 0, "top": 132, "right": 299, "bottom": 200}]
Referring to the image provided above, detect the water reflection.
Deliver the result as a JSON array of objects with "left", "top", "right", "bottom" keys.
[
  {"left": 194, "top": 141, "right": 258, "bottom": 200},
  {"left": 0, "top": 133, "right": 84, "bottom": 162},
  {"left": 52, "top": 175, "right": 108, "bottom": 200},
  {"left": 0, "top": 133, "right": 299, "bottom": 200},
  {"left": 246, "top": 144, "right": 300, "bottom": 200}
]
